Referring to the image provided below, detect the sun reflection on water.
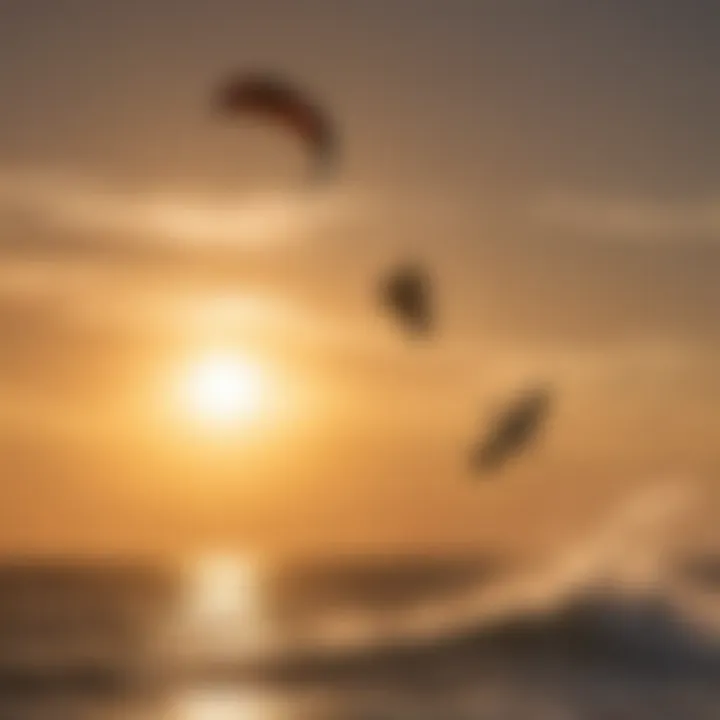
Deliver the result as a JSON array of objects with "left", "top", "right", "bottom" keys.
[
  {"left": 190, "top": 554, "right": 259, "bottom": 620},
  {"left": 175, "top": 552, "right": 272, "bottom": 660},
  {"left": 175, "top": 687, "right": 278, "bottom": 720}
]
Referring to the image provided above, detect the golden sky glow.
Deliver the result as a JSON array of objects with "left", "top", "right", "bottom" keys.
[{"left": 0, "top": 1, "right": 719, "bottom": 558}]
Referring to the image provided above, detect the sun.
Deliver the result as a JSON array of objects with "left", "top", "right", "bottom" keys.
[{"left": 179, "top": 351, "right": 268, "bottom": 428}]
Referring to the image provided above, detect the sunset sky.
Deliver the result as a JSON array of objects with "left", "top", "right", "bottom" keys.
[{"left": 0, "top": 1, "right": 719, "bottom": 558}]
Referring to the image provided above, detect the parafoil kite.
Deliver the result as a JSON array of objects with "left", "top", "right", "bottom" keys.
[
  {"left": 470, "top": 386, "right": 552, "bottom": 473},
  {"left": 379, "top": 262, "right": 434, "bottom": 337},
  {"left": 213, "top": 72, "right": 338, "bottom": 183}
]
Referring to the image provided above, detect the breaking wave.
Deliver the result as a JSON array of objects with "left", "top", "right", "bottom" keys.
[{"left": 160, "top": 479, "right": 717, "bottom": 686}]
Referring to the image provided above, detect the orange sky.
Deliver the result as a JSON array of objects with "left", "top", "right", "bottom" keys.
[{"left": 0, "top": 1, "right": 719, "bottom": 557}]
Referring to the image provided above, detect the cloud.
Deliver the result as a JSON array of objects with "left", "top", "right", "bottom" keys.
[
  {"left": 0, "top": 166, "right": 355, "bottom": 255},
  {"left": 0, "top": 165, "right": 365, "bottom": 344},
  {"left": 530, "top": 189, "right": 720, "bottom": 242}
]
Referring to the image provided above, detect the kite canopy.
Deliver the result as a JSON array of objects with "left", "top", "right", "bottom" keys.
[
  {"left": 213, "top": 72, "right": 338, "bottom": 183},
  {"left": 471, "top": 386, "right": 552, "bottom": 474},
  {"left": 380, "top": 262, "right": 433, "bottom": 337}
]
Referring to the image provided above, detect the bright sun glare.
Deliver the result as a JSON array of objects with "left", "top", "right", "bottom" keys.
[{"left": 180, "top": 352, "right": 268, "bottom": 428}]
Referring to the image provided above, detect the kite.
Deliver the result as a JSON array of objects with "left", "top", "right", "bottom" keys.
[
  {"left": 379, "top": 262, "right": 434, "bottom": 337},
  {"left": 213, "top": 72, "right": 338, "bottom": 183},
  {"left": 471, "top": 386, "right": 552, "bottom": 473}
]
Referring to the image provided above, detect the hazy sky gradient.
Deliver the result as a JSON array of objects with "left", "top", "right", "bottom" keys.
[{"left": 0, "top": 1, "right": 719, "bottom": 557}]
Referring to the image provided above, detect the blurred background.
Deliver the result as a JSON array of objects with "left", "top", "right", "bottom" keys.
[{"left": 0, "top": 1, "right": 718, "bottom": 718}]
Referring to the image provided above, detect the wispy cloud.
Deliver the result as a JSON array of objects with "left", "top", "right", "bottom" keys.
[
  {"left": 531, "top": 190, "right": 720, "bottom": 242},
  {"left": 0, "top": 166, "right": 355, "bottom": 252},
  {"left": 0, "top": 165, "right": 364, "bottom": 345}
]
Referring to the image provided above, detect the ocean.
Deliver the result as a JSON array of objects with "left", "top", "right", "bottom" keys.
[{"left": 0, "top": 490, "right": 717, "bottom": 719}]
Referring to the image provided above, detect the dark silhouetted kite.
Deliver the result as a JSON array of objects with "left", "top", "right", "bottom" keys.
[
  {"left": 379, "top": 262, "right": 433, "bottom": 337},
  {"left": 471, "top": 386, "right": 552, "bottom": 474},
  {"left": 213, "top": 72, "right": 338, "bottom": 183}
]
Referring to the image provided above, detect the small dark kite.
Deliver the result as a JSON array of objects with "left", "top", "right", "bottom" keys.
[{"left": 471, "top": 386, "right": 552, "bottom": 474}]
